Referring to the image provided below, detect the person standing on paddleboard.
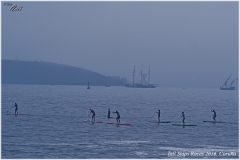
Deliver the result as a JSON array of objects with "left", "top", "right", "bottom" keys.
[
  {"left": 13, "top": 102, "right": 18, "bottom": 115},
  {"left": 156, "top": 110, "right": 160, "bottom": 122},
  {"left": 89, "top": 109, "right": 95, "bottom": 122},
  {"left": 180, "top": 112, "right": 185, "bottom": 124},
  {"left": 113, "top": 111, "right": 120, "bottom": 123},
  {"left": 211, "top": 110, "right": 216, "bottom": 121},
  {"left": 107, "top": 109, "right": 112, "bottom": 118}
]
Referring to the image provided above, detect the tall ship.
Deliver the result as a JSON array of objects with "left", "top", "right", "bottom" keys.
[
  {"left": 125, "top": 65, "right": 158, "bottom": 88},
  {"left": 220, "top": 75, "right": 238, "bottom": 90}
]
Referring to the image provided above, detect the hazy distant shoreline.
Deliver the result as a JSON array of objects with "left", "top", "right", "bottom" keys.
[{"left": 2, "top": 59, "right": 127, "bottom": 86}]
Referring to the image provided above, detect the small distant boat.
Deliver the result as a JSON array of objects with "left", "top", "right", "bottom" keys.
[
  {"left": 220, "top": 75, "right": 238, "bottom": 90},
  {"left": 125, "top": 65, "right": 158, "bottom": 88},
  {"left": 87, "top": 81, "right": 90, "bottom": 89}
]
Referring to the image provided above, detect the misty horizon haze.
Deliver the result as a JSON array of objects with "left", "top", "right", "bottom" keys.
[{"left": 2, "top": 2, "right": 238, "bottom": 88}]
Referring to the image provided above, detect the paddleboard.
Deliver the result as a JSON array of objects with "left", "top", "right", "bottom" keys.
[
  {"left": 106, "top": 122, "right": 131, "bottom": 126},
  {"left": 6, "top": 114, "right": 26, "bottom": 116},
  {"left": 148, "top": 121, "right": 171, "bottom": 123},
  {"left": 203, "top": 120, "right": 226, "bottom": 123},
  {"left": 83, "top": 120, "right": 103, "bottom": 123},
  {"left": 172, "top": 123, "right": 197, "bottom": 126}
]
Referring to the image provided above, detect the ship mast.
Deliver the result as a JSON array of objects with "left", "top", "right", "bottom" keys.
[
  {"left": 148, "top": 64, "right": 150, "bottom": 85},
  {"left": 229, "top": 78, "right": 238, "bottom": 87},
  {"left": 132, "top": 65, "right": 135, "bottom": 85},
  {"left": 141, "top": 64, "right": 143, "bottom": 84},
  {"left": 222, "top": 75, "right": 231, "bottom": 88}
]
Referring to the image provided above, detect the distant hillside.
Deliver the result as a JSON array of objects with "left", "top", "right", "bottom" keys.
[{"left": 2, "top": 60, "right": 126, "bottom": 86}]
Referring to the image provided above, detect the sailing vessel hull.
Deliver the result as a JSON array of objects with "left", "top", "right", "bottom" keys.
[
  {"left": 220, "top": 87, "right": 235, "bottom": 90},
  {"left": 125, "top": 84, "right": 157, "bottom": 88},
  {"left": 125, "top": 65, "right": 158, "bottom": 88},
  {"left": 220, "top": 75, "right": 237, "bottom": 90}
]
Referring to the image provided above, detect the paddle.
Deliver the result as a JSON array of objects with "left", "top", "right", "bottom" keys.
[
  {"left": 85, "top": 109, "right": 92, "bottom": 122},
  {"left": 145, "top": 112, "right": 156, "bottom": 121},
  {"left": 83, "top": 109, "right": 92, "bottom": 123},
  {"left": 86, "top": 109, "right": 90, "bottom": 117},
  {"left": 150, "top": 111, "right": 156, "bottom": 120}
]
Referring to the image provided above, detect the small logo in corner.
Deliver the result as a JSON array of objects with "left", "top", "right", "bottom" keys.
[
  {"left": 4, "top": 3, "right": 12, "bottom": 6},
  {"left": 9, "top": 4, "right": 23, "bottom": 12}
]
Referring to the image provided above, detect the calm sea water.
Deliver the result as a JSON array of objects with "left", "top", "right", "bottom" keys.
[{"left": 1, "top": 84, "right": 239, "bottom": 158}]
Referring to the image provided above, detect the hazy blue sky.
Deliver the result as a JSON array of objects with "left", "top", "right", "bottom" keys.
[{"left": 2, "top": 2, "right": 238, "bottom": 88}]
